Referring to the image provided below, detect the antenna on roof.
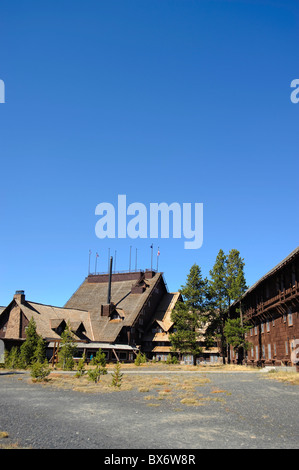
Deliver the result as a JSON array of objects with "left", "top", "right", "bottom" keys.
[
  {"left": 157, "top": 246, "right": 160, "bottom": 272},
  {"left": 88, "top": 249, "right": 91, "bottom": 275},
  {"left": 107, "top": 256, "right": 113, "bottom": 304},
  {"left": 129, "top": 245, "right": 132, "bottom": 272},
  {"left": 95, "top": 252, "right": 99, "bottom": 274},
  {"left": 150, "top": 243, "right": 153, "bottom": 271}
]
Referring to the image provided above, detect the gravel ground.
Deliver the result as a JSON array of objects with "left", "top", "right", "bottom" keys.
[{"left": 0, "top": 370, "right": 298, "bottom": 450}]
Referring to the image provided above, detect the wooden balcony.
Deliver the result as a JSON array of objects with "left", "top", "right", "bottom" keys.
[{"left": 244, "top": 281, "right": 299, "bottom": 320}]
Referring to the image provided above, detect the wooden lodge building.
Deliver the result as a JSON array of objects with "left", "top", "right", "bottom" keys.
[
  {"left": 0, "top": 268, "right": 220, "bottom": 364},
  {"left": 229, "top": 247, "right": 299, "bottom": 368}
]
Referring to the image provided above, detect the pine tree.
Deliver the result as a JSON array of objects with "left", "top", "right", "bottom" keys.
[
  {"left": 170, "top": 264, "right": 209, "bottom": 365},
  {"left": 75, "top": 353, "right": 86, "bottom": 378},
  {"left": 5, "top": 346, "right": 21, "bottom": 369},
  {"left": 30, "top": 360, "right": 50, "bottom": 381},
  {"left": 223, "top": 318, "right": 251, "bottom": 364},
  {"left": 226, "top": 249, "right": 247, "bottom": 309},
  {"left": 90, "top": 348, "right": 107, "bottom": 367},
  {"left": 58, "top": 322, "right": 77, "bottom": 370},
  {"left": 208, "top": 249, "right": 247, "bottom": 363},
  {"left": 111, "top": 361, "right": 123, "bottom": 388},
  {"left": 19, "top": 317, "right": 40, "bottom": 367},
  {"left": 33, "top": 336, "right": 46, "bottom": 363}
]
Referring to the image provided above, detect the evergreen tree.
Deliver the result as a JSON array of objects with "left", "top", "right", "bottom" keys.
[
  {"left": 134, "top": 351, "right": 147, "bottom": 366},
  {"left": 180, "top": 263, "right": 210, "bottom": 311},
  {"left": 75, "top": 353, "right": 86, "bottom": 378},
  {"left": 223, "top": 318, "right": 251, "bottom": 364},
  {"left": 111, "top": 361, "right": 123, "bottom": 388},
  {"left": 226, "top": 249, "right": 247, "bottom": 309},
  {"left": 30, "top": 360, "right": 50, "bottom": 381},
  {"left": 90, "top": 348, "right": 107, "bottom": 367},
  {"left": 170, "top": 264, "right": 208, "bottom": 365},
  {"left": 5, "top": 346, "right": 21, "bottom": 369},
  {"left": 19, "top": 317, "right": 40, "bottom": 367},
  {"left": 208, "top": 249, "right": 247, "bottom": 363},
  {"left": 58, "top": 322, "right": 77, "bottom": 370},
  {"left": 33, "top": 336, "right": 46, "bottom": 363}
]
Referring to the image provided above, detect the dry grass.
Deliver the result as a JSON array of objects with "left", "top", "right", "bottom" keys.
[
  {"left": 264, "top": 370, "right": 299, "bottom": 386},
  {"left": 28, "top": 362, "right": 268, "bottom": 410},
  {"left": 104, "top": 362, "right": 253, "bottom": 372},
  {"left": 0, "top": 431, "right": 27, "bottom": 449},
  {"left": 31, "top": 367, "right": 227, "bottom": 409}
]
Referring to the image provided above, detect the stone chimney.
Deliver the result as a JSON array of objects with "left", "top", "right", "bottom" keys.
[{"left": 14, "top": 290, "right": 25, "bottom": 304}]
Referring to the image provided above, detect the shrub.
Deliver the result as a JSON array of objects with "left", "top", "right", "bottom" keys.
[
  {"left": 75, "top": 354, "right": 86, "bottom": 378},
  {"left": 87, "top": 365, "right": 107, "bottom": 384},
  {"left": 134, "top": 352, "right": 147, "bottom": 366},
  {"left": 111, "top": 362, "right": 123, "bottom": 388},
  {"left": 30, "top": 360, "right": 50, "bottom": 381},
  {"left": 5, "top": 347, "right": 21, "bottom": 369},
  {"left": 90, "top": 349, "right": 107, "bottom": 367},
  {"left": 58, "top": 322, "right": 77, "bottom": 370}
]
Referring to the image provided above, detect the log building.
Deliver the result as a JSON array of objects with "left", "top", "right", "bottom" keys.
[
  {"left": 0, "top": 267, "right": 221, "bottom": 364},
  {"left": 229, "top": 247, "right": 299, "bottom": 368}
]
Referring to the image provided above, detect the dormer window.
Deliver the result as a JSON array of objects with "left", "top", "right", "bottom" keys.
[{"left": 50, "top": 319, "right": 66, "bottom": 336}]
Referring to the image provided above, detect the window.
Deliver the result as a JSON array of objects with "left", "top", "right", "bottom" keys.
[
  {"left": 262, "top": 345, "right": 265, "bottom": 359},
  {"left": 250, "top": 328, "right": 253, "bottom": 336},
  {"left": 254, "top": 326, "right": 258, "bottom": 335},
  {"left": 251, "top": 347, "right": 254, "bottom": 358},
  {"left": 285, "top": 341, "right": 288, "bottom": 355},
  {"left": 266, "top": 320, "right": 270, "bottom": 332},
  {"left": 261, "top": 323, "right": 264, "bottom": 333},
  {"left": 272, "top": 318, "right": 275, "bottom": 327},
  {"left": 273, "top": 343, "right": 276, "bottom": 356},
  {"left": 268, "top": 344, "right": 271, "bottom": 359},
  {"left": 283, "top": 313, "right": 287, "bottom": 323},
  {"left": 255, "top": 345, "right": 259, "bottom": 359},
  {"left": 288, "top": 309, "right": 293, "bottom": 326}
]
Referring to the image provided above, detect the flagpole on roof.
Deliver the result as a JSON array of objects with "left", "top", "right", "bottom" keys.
[
  {"left": 95, "top": 252, "right": 99, "bottom": 274},
  {"left": 150, "top": 244, "right": 153, "bottom": 271},
  {"left": 107, "top": 248, "right": 110, "bottom": 273},
  {"left": 157, "top": 247, "right": 160, "bottom": 272},
  {"left": 129, "top": 245, "right": 132, "bottom": 272},
  {"left": 88, "top": 250, "right": 91, "bottom": 275}
]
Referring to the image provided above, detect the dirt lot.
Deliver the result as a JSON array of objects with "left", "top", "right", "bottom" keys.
[{"left": 0, "top": 365, "right": 298, "bottom": 450}]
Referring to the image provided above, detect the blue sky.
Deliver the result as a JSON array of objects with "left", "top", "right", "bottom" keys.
[{"left": 0, "top": 0, "right": 298, "bottom": 307}]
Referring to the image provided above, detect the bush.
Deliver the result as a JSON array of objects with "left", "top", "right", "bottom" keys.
[
  {"left": 5, "top": 347, "right": 22, "bottom": 369},
  {"left": 75, "top": 354, "right": 86, "bottom": 378},
  {"left": 134, "top": 352, "right": 147, "bottom": 366},
  {"left": 58, "top": 323, "right": 77, "bottom": 370},
  {"left": 90, "top": 349, "right": 106, "bottom": 367},
  {"left": 87, "top": 365, "right": 107, "bottom": 384},
  {"left": 30, "top": 360, "right": 50, "bottom": 381},
  {"left": 111, "top": 362, "right": 123, "bottom": 388}
]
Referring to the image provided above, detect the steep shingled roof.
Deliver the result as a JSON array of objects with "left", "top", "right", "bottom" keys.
[
  {"left": 64, "top": 272, "right": 164, "bottom": 342},
  {"left": 18, "top": 300, "right": 93, "bottom": 341}
]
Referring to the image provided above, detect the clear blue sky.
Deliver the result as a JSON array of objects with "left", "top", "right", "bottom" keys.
[{"left": 0, "top": 0, "right": 298, "bottom": 307}]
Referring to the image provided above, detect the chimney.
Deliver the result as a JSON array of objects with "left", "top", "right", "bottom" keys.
[
  {"left": 107, "top": 256, "right": 113, "bottom": 304},
  {"left": 14, "top": 290, "right": 25, "bottom": 304}
]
